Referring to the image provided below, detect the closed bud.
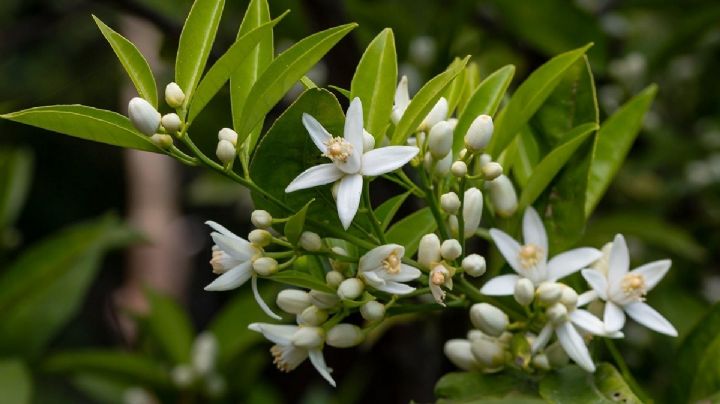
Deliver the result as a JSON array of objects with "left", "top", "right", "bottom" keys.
[
  {"left": 444, "top": 339, "right": 480, "bottom": 371},
  {"left": 216, "top": 139, "right": 236, "bottom": 164},
  {"left": 252, "top": 257, "right": 278, "bottom": 276},
  {"left": 462, "top": 254, "right": 486, "bottom": 277},
  {"left": 191, "top": 332, "right": 217, "bottom": 375},
  {"left": 481, "top": 162, "right": 503, "bottom": 180},
  {"left": 170, "top": 365, "right": 195, "bottom": 388},
  {"left": 560, "top": 285, "right": 578, "bottom": 309},
  {"left": 451, "top": 161, "right": 468, "bottom": 177},
  {"left": 218, "top": 127, "right": 238, "bottom": 146},
  {"left": 150, "top": 134, "right": 173, "bottom": 150},
  {"left": 470, "top": 337, "right": 506, "bottom": 370},
  {"left": 488, "top": 175, "right": 518, "bottom": 217},
  {"left": 464, "top": 114, "right": 493, "bottom": 151},
  {"left": 292, "top": 326, "right": 324, "bottom": 349},
  {"left": 420, "top": 97, "right": 448, "bottom": 132},
  {"left": 165, "top": 82, "right": 185, "bottom": 108},
  {"left": 462, "top": 187, "right": 484, "bottom": 238},
  {"left": 248, "top": 229, "right": 272, "bottom": 247},
  {"left": 440, "top": 239, "right": 462, "bottom": 261},
  {"left": 536, "top": 282, "right": 563, "bottom": 305},
  {"left": 326, "top": 324, "right": 364, "bottom": 348},
  {"left": 447, "top": 118, "right": 458, "bottom": 129},
  {"left": 470, "top": 303, "right": 508, "bottom": 337},
  {"left": 514, "top": 278, "right": 535, "bottom": 306},
  {"left": 297, "top": 305, "right": 328, "bottom": 326},
  {"left": 418, "top": 233, "right": 441, "bottom": 268},
  {"left": 448, "top": 215, "right": 459, "bottom": 237},
  {"left": 363, "top": 129, "right": 375, "bottom": 152},
  {"left": 128, "top": 97, "right": 161, "bottom": 136},
  {"left": 251, "top": 210, "right": 272, "bottom": 229},
  {"left": 428, "top": 121, "right": 453, "bottom": 158},
  {"left": 276, "top": 289, "right": 312, "bottom": 314},
  {"left": 299, "top": 231, "right": 322, "bottom": 251},
  {"left": 532, "top": 353, "right": 551, "bottom": 371},
  {"left": 458, "top": 148, "right": 468, "bottom": 160},
  {"left": 546, "top": 302, "right": 569, "bottom": 325},
  {"left": 440, "top": 192, "right": 461, "bottom": 214},
  {"left": 433, "top": 152, "right": 452, "bottom": 176},
  {"left": 337, "top": 277, "right": 364, "bottom": 300},
  {"left": 325, "top": 270, "right": 344, "bottom": 288},
  {"left": 360, "top": 301, "right": 385, "bottom": 321},
  {"left": 161, "top": 113, "right": 182, "bottom": 133},
  {"left": 478, "top": 153, "right": 493, "bottom": 166},
  {"left": 309, "top": 289, "right": 340, "bottom": 309}
]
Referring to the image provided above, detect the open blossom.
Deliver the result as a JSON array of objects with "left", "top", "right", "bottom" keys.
[
  {"left": 285, "top": 98, "right": 418, "bottom": 229},
  {"left": 358, "top": 244, "right": 421, "bottom": 295},
  {"left": 581, "top": 234, "right": 677, "bottom": 336},
  {"left": 481, "top": 207, "right": 601, "bottom": 296}
]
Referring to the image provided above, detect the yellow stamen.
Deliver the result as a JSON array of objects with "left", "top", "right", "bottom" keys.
[
  {"left": 382, "top": 252, "right": 401, "bottom": 274},
  {"left": 518, "top": 244, "right": 543, "bottom": 269},
  {"left": 322, "top": 137, "right": 353, "bottom": 162}
]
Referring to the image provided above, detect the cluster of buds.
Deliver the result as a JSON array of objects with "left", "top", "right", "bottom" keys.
[{"left": 127, "top": 82, "right": 187, "bottom": 150}]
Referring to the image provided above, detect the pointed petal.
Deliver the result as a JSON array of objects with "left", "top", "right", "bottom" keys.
[
  {"left": 358, "top": 244, "right": 402, "bottom": 273},
  {"left": 489, "top": 229, "right": 522, "bottom": 274},
  {"left": 302, "top": 113, "right": 332, "bottom": 153},
  {"left": 211, "top": 232, "right": 254, "bottom": 261},
  {"left": 577, "top": 290, "right": 598, "bottom": 307},
  {"left": 608, "top": 234, "right": 630, "bottom": 285},
  {"left": 247, "top": 323, "right": 298, "bottom": 345},
  {"left": 344, "top": 98, "right": 364, "bottom": 171},
  {"left": 361, "top": 146, "right": 419, "bottom": 176},
  {"left": 604, "top": 301, "right": 626, "bottom": 333},
  {"left": 389, "top": 264, "right": 421, "bottom": 282},
  {"left": 532, "top": 324, "right": 554, "bottom": 354},
  {"left": 206, "top": 221, "right": 242, "bottom": 240},
  {"left": 523, "top": 207, "right": 548, "bottom": 252},
  {"left": 205, "top": 261, "right": 253, "bottom": 291},
  {"left": 625, "top": 302, "right": 678, "bottom": 336},
  {"left": 581, "top": 269, "right": 608, "bottom": 300},
  {"left": 557, "top": 322, "right": 596, "bottom": 372},
  {"left": 377, "top": 281, "right": 415, "bottom": 295},
  {"left": 285, "top": 164, "right": 344, "bottom": 193},
  {"left": 252, "top": 275, "right": 282, "bottom": 320},
  {"left": 630, "top": 259, "right": 671, "bottom": 291},
  {"left": 309, "top": 349, "right": 336, "bottom": 387},
  {"left": 548, "top": 248, "right": 602, "bottom": 281},
  {"left": 570, "top": 309, "right": 606, "bottom": 336},
  {"left": 336, "top": 173, "right": 363, "bottom": 230},
  {"left": 394, "top": 75, "right": 410, "bottom": 108},
  {"left": 479, "top": 274, "right": 520, "bottom": 296},
  {"left": 361, "top": 270, "right": 386, "bottom": 288}
]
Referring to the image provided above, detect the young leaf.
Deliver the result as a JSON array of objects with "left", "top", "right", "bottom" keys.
[
  {"left": 584, "top": 84, "right": 657, "bottom": 217},
  {"left": 1, "top": 105, "right": 159, "bottom": 152},
  {"left": 93, "top": 15, "right": 157, "bottom": 107},
  {"left": 142, "top": 289, "right": 194, "bottom": 364},
  {"left": 385, "top": 207, "right": 436, "bottom": 256},
  {"left": 0, "top": 360, "right": 31, "bottom": 404},
  {"left": 0, "top": 148, "right": 33, "bottom": 232},
  {"left": 285, "top": 199, "right": 313, "bottom": 246},
  {"left": 268, "top": 270, "right": 334, "bottom": 293},
  {"left": 175, "top": 0, "right": 225, "bottom": 109},
  {"left": 236, "top": 23, "right": 357, "bottom": 145},
  {"left": 350, "top": 28, "right": 398, "bottom": 142},
  {"left": 539, "top": 364, "right": 641, "bottom": 403}
]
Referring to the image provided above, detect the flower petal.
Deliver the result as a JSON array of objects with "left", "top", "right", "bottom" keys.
[
  {"left": 358, "top": 244, "right": 403, "bottom": 273},
  {"left": 630, "top": 259, "right": 671, "bottom": 291},
  {"left": 625, "top": 302, "right": 678, "bottom": 337},
  {"left": 247, "top": 323, "right": 298, "bottom": 345},
  {"left": 604, "top": 301, "right": 626, "bottom": 333},
  {"left": 377, "top": 281, "right": 415, "bottom": 295},
  {"left": 361, "top": 270, "right": 386, "bottom": 288},
  {"left": 581, "top": 269, "right": 608, "bottom": 300},
  {"left": 210, "top": 232, "right": 255, "bottom": 261},
  {"left": 577, "top": 290, "right": 598, "bottom": 307},
  {"left": 205, "top": 261, "right": 253, "bottom": 291},
  {"left": 388, "top": 264, "right": 422, "bottom": 282},
  {"left": 556, "top": 322, "right": 596, "bottom": 372},
  {"left": 394, "top": 75, "right": 410, "bottom": 109},
  {"left": 252, "top": 275, "right": 282, "bottom": 320},
  {"left": 522, "top": 207, "right": 548, "bottom": 253},
  {"left": 344, "top": 98, "right": 364, "bottom": 171},
  {"left": 285, "top": 163, "right": 344, "bottom": 193},
  {"left": 309, "top": 349, "right": 336, "bottom": 387},
  {"left": 608, "top": 234, "right": 630, "bottom": 285},
  {"left": 548, "top": 248, "right": 602, "bottom": 281},
  {"left": 489, "top": 229, "right": 522, "bottom": 274},
  {"left": 479, "top": 274, "right": 520, "bottom": 296},
  {"left": 205, "top": 220, "right": 242, "bottom": 241},
  {"left": 532, "top": 323, "right": 553, "bottom": 354},
  {"left": 336, "top": 173, "right": 363, "bottom": 229},
  {"left": 302, "top": 113, "right": 332, "bottom": 154},
  {"left": 360, "top": 146, "right": 419, "bottom": 176},
  {"left": 570, "top": 309, "right": 606, "bottom": 336}
]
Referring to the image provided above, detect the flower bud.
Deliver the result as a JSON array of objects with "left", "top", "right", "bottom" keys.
[
  {"left": 532, "top": 353, "right": 551, "bottom": 371},
  {"left": 292, "top": 326, "right": 324, "bottom": 349},
  {"left": 337, "top": 277, "right": 364, "bottom": 300},
  {"left": 470, "top": 337, "right": 506, "bottom": 370},
  {"left": 299, "top": 231, "right": 322, "bottom": 251},
  {"left": 444, "top": 339, "right": 480, "bottom": 371},
  {"left": 248, "top": 229, "right": 272, "bottom": 247},
  {"left": 276, "top": 289, "right": 312, "bottom": 314},
  {"left": 420, "top": 97, "right": 448, "bottom": 132},
  {"left": 440, "top": 239, "right": 462, "bottom": 261},
  {"left": 251, "top": 210, "right": 272, "bottom": 229},
  {"left": 546, "top": 302, "right": 568, "bottom": 325},
  {"left": 165, "top": 82, "right": 186, "bottom": 108},
  {"left": 462, "top": 187, "right": 483, "bottom": 238},
  {"left": 447, "top": 117, "right": 458, "bottom": 129},
  {"left": 470, "top": 303, "right": 508, "bottom": 337},
  {"left": 481, "top": 162, "right": 503, "bottom": 181},
  {"left": 433, "top": 152, "right": 452, "bottom": 176},
  {"left": 309, "top": 289, "right": 340, "bottom": 309},
  {"left": 128, "top": 97, "right": 160, "bottom": 136},
  {"left": 391, "top": 76, "right": 409, "bottom": 125},
  {"left": 252, "top": 257, "right": 278, "bottom": 276},
  {"left": 170, "top": 365, "right": 194, "bottom": 388},
  {"left": 150, "top": 134, "right": 173, "bottom": 150},
  {"left": 325, "top": 270, "right": 344, "bottom": 289},
  {"left": 448, "top": 215, "right": 459, "bottom": 237},
  {"left": 216, "top": 139, "right": 236, "bottom": 164},
  {"left": 418, "top": 233, "right": 441, "bottom": 268},
  {"left": 464, "top": 114, "right": 493, "bottom": 151},
  {"left": 326, "top": 324, "right": 364, "bottom": 348},
  {"left": 536, "top": 282, "right": 563, "bottom": 305},
  {"left": 478, "top": 153, "right": 493, "bottom": 166},
  {"left": 451, "top": 161, "right": 467, "bottom": 177},
  {"left": 488, "top": 175, "right": 518, "bottom": 217},
  {"left": 297, "top": 305, "right": 328, "bottom": 326},
  {"left": 218, "top": 127, "right": 239, "bottom": 146},
  {"left": 458, "top": 148, "right": 468, "bottom": 159},
  {"left": 161, "top": 113, "right": 182, "bottom": 133},
  {"left": 428, "top": 121, "right": 453, "bottom": 158},
  {"left": 514, "top": 278, "right": 535, "bottom": 306},
  {"left": 360, "top": 301, "right": 385, "bottom": 321},
  {"left": 191, "top": 332, "right": 218, "bottom": 375},
  {"left": 560, "top": 285, "right": 578, "bottom": 309},
  {"left": 330, "top": 246, "right": 350, "bottom": 272},
  {"left": 462, "top": 254, "right": 486, "bottom": 277},
  {"left": 440, "top": 192, "right": 461, "bottom": 214},
  {"left": 363, "top": 129, "right": 375, "bottom": 152}
]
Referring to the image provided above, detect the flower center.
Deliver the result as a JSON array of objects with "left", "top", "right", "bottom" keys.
[
  {"left": 518, "top": 244, "right": 543, "bottom": 269},
  {"left": 323, "top": 137, "right": 353, "bottom": 162},
  {"left": 382, "top": 252, "right": 401, "bottom": 274},
  {"left": 620, "top": 273, "right": 646, "bottom": 301},
  {"left": 431, "top": 267, "right": 447, "bottom": 285}
]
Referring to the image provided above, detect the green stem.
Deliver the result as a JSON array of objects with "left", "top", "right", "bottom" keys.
[
  {"left": 418, "top": 167, "right": 450, "bottom": 240},
  {"left": 363, "top": 181, "right": 387, "bottom": 244},
  {"left": 604, "top": 339, "right": 651, "bottom": 402}
]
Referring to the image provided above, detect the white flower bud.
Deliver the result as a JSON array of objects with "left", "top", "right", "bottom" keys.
[
  {"left": 309, "top": 289, "right": 340, "bottom": 309},
  {"left": 360, "top": 301, "right": 385, "bottom": 321},
  {"left": 248, "top": 229, "right": 272, "bottom": 247},
  {"left": 251, "top": 210, "right": 272, "bottom": 229},
  {"left": 444, "top": 339, "right": 480, "bottom": 371},
  {"left": 391, "top": 76, "right": 409, "bottom": 125},
  {"left": 514, "top": 278, "right": 535, "bottom": 306},
  {"left": 216, "top": 139, "right": 236, "bottom": 164},
  {"left": 418, "top": 233, "right": 441, "bottom": 268},
  {"left": 470, "top": 303, "right": 508, "bottom": 337},
  {"left": 481, "top": 162, "right": 503, "bottom": 180},
  {"left": 536, "top": 282, "right": 563, "bottom": 305},
  {"left": 292, "top": 326, "right": 324, "bottom": 349},
  {"left": 464, "top": 114, "right": 493, "bottom": 151},
  {"left": 192, "top": 332, "right": 218, "bottom": 376},
  {"left": 462, "top": 187, "right": 483, "bottom": 238},
  {"left": 218, "top": 127, "right": 239, "bottom": 146},
  {"left": 488, "top": 175, "right": 518, "bottom": 217},
  {"left": 165, "top": 82, "right": 185, "bottom": 108},
  {"left": 326, "top": 324, "right": 364, "bottom": 348},
  {"left": 440, "top": 192, "right": 461, "bottom": 214},
  {"left": 297, "top": 305, "right": 328, "bottom": 326},
  {"left": 363, "top": 129, "right": 375, "bottom": 152},
  {"left": 560, "top": 285, "right": 578, "bottom": 309},
  {"left": 470, "top": 337, "right": 506, "bottom": 370},
  {"left": 170, "top": 365, "right": 194, "bottom": 388},
  {"left": 123, "top": 388, "right": 157, "bottom": 404},
  {"left": 428, "top": 121, "right": 453, "bottom": 158},
  {"left": 434, "top": 152, "right": 452, "bottom": 176},
  {"left": 420, "top": 97, "right": 449, "bottom": 132},
  {"left": 451, "top": 161, "right": 468, "bottom": 177},
  {"left": 448, "top": 215, "right": 459, "bottom": 237},
  {"left": 325, "top": 270, "right": 344, "bottom": 288},
  {"left": 299, "top": 231, "right": 322, "bottom": 251},
  {"left": 532, "top": 353, "right": 551, "bottom": 371},
  {"left": 462, "top": 254, "right": 486, "bottom": 277},
  {"left": 478, "top": 153, "right": 493, "bottom": 166},
  {"left": 458, "top": 148, "right": 468, "bottom": 159},
  {"left": 161, "top": 113, "right": 182, "bottom": 133},
  {"left": 252, "top": 257, "right": 278, "bottom": 276},
  {"left": 150, "top": 134, "right": 173, "bottom": 150},
  {"left": 546, "top": 302, "right": 569, "bottom": 325},
  {"left": 467, "top": 329, "right": 485, "bottom": 342},
  {"left": 276, "top": 289, "right": 312, "bottom": 314},
  {"left": 337, "top": 277, "right": 364, "bottom": 300},
  {"left": 447, "top": 117, "right": 458, "bottom": 129},
  {"left": 128, "top": 97, "right": 160, "bottom": 136},
  {"left": 440, "top": 239, "right": 462, "bottom": 261}
]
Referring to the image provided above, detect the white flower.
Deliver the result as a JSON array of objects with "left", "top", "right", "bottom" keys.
[
  {"left": 357, "top": 244, "right": 421, "bottom": 295},
  {"left": 204, "top": 221, "right": 281, "bottom": 320},
  {"left": 248, "top": 323, "right": 335, "bottom": 387},
  {"left": 285, "top": 98, "right": 418, "bottom": 229},
  {"left": 481, "top": 207, "right": 601, "bottom": 295},
  {"left": 390, "top": 75, "right": 448, "bottom": 131},
  {"left": 429, "top": 264, "right": 453, "bottom": 305},
  {"left": 581, "top": 234, "right": 677, "bottom": 336}
]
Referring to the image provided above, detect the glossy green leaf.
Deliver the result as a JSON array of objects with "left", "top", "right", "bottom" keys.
[
  {"left": 1, "top": 105, "right": 159, "bottom": 152},
  {"left": 188, "top": 12, "right": 286, "bottom": 122},
  {"left": 350, "top": 28, "right": 397, "bottom": 142},
  {"left": 539, "top": 364, "right": 641, "bottom": 403},
  {"left": 285, "top": 199, "right": 313, "bottom": 245},
  {"left": 143, "top": 289, "right": 194, "bottom": 364},
  {"left": 329, "top": 85, "right": 351, "bottom": 100},
  {"left": 93, "top": 16, "right": 157, "bottom": 107},
  {"left": 435, "top": 371, "right": 541, "bottom": 403},
  {"left": 675, "top": 302, "right": 720, "bottom": 401},
  {"left": 443, "top": 63, "right": 466, "bottom": 116},
  {"left": 488, "top": 44, "right": 592, "bottom": 155},
  {"left": 0, "top": 360, "right": 31, "bottom": 404},
  {"left": 268, "top": 270, "right": 334, "bottom": 293},
  {"left": 391, "top": 57, "right": 470, "bottom": 145},
  {"left": 457, "top": 62, "right": 481, "bottom": 116},
  {"left": 585, "top": 85, "right": 657, "bottom": 217},
  {"left": 375, "top": 191, "right": 410, "bottom": 231},
  {"left": 71, "top": 374, "right": 130, "bottom": 404},
  {"left": 385, "top": 207, "right": 436, "bottom": 256},
  {"left": 509, "top": 127, "right": 542, "bottom": 188},
  {"left": 175, "top": 0, "right": 225, "bottom": 109},
  {"left": 236, "top": 23, "right": 357, "bottom": 144},
  {"left": 0, "top": 148, "right": 32, "bottom": 231}
]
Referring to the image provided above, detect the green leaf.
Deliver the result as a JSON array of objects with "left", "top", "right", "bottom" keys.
[
  {"left": 518, "top": 123, "right": 597, "bottom": 208},
  {"left": 675, "top": 302, "right": 720, "bottom": 401},
  {"left": 93, "top": 15, "right": 157, "bottom": 107},
  {"left": 236, "top": 23, "right": 357, "bottom": 144},
  {"left": 453, "top": 65, "right": 515, "bottom": 154},
  {"left": 268, "top": 270, "right": 334, "bottom": 293},
  {"left": 385, "top": 207, "right": 436, "bottom": 256},
  {"left": 584, "top": 85, "right": 657, "bottom": 217},
  {"left": 351, "top": 28, "right": 397, "bottom": 142},
  {"left": 375, "top": 192, "right": 410, "bottom": 231},
  {"left": 488, "top": 44, "right": 592, "bottom": 155},
  {"left": 434, "top": 371, "right": 541, "bottom": 403},
  {"left": 0, "top": 360, "right": 32, "bottom": 404},
  {"left": 285, "top": 199, "right": 313, "bottom": 245},
  {"left": 457, "top": 62, "right": 481, "bottom": 116},
  {"left": 175, "top": 0, "right": 225, "bottom": 109},
  {"left": 391, "top": 57, "right": 470, "bottom": 145},
  {"left": 0, "top": 147, "right": 33, "bottom": 231},
  {"left": 443, "top": 63, "right": 466, "bottom": 116},
  {"left": 538, "top": 364, "right": 641, "bottom": 403},
  {"left": 329, "top": 85, "right": 351, "bottom": 100},
  {"left": 143, "top": 289, "right": 194, "bottom": 364},
  {"left": 188, "top": 12, "right": 287, "bottom": 122},
  {"left": 1, "top": 105, "right": 159, "bottom": 152}
]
